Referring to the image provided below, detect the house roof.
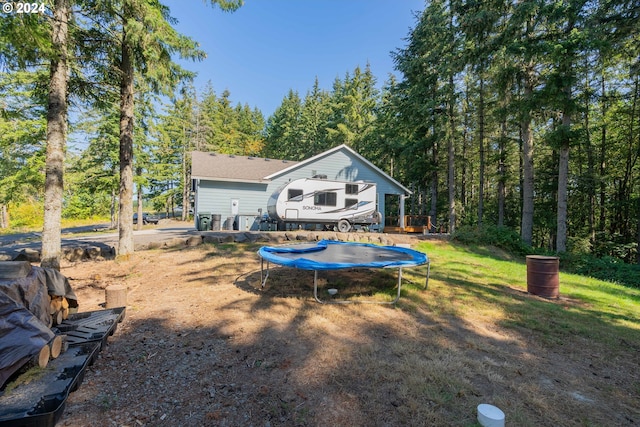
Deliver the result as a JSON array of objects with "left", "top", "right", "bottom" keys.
[
  {"left": 264, "top": 144, "right": 412, "bottom": 195},
  {"left": 191, "top": 144, "right": 411, "bottom": 195},
  {"left": 191, "top": 151, "right": 298, "bottom": 183}
]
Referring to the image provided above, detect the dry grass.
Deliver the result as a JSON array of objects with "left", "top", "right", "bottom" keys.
[{"left": 56, "top": 240, "right": 640, "bottom": 427}]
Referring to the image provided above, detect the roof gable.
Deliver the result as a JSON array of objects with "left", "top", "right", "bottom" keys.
[
  {"left": 191, "top": 151, "right": 298, "bottom": 183},
  {"left": 264, "top": 144, "right": 411, "bottom": 194}
]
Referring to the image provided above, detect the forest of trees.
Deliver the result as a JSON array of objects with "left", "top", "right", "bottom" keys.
[{"left": 1, "top": 0, "right": 639, "bottom": 266}]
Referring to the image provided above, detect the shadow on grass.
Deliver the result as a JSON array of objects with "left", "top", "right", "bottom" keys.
[{"left": 63, "top": 242, "right": 640, "bottom": 426}]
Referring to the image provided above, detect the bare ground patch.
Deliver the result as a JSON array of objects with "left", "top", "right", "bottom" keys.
[{"left": 56, "top": 243, "right": 639, "bottom": 426}]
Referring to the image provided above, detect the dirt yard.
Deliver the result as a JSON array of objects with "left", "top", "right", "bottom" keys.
[{"left": 54, "top": 238, "right": 639, "bottom": 427}]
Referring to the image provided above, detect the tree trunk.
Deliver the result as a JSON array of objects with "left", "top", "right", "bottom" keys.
[
  {"left": 557, "top": 50, "right": 574, "bottom": 253},
  {"left": 41, "top": 0, "right": 69, "bottom": 271},
  {"left": 599, "top": 69, "right": 607, "bottom": 232},
  {"left": 521, "top": 62, "right": 535, "bottom": 246},
  {"left": 556, "top": 138, "right": 570, "bottom": 253},
  {"left": 637, "top": 194, "right": 640, "bottom": 264},
  {"left": 182, "top": 124, "right": 190, "bottom": 222},
  {"left": 136, "top": 177, "right": 143, "bottom": 231},
  {"left": 118, "top": 25, "right": 135, "bottom": 257},
  {"left": 498, "top": 119, "right": 506, "bottom": 228},
  {"left": 461, "top": 79, "right": 470, "bottom": 211},
  {"left": 430, "top": 141, "right": 438, "bottom": 227},
  {"left": 555, "top": 11, "right": 580, "bottom": 254},
  {"left": 448, "top": 75, "right": 456, "bottom": 234},
  {"left": 0, "top": 204, "right": 8, "bottom": 228},
  {"left": 477, "top": 73, "right": 485, "bottom": 227},
  {"left": 110, "top": 188, "right": 117, "bottom": 229},
  {"left": 584, "top": 60, "right": 596, "bottom": 244}
]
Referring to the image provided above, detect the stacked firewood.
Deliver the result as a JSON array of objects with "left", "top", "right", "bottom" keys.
[
  {"left": 49, "top": 294, "right": 70, "bottom": 326},
  {"left": 0, "top": 261, "right": 72, "bottom": 382},
  {"left": 31, "top": 335, "right": 67, "bottom": 369}
]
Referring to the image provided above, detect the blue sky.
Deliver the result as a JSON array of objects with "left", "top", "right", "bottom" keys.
[{"left": 162, "top": 0, "right": 425, "bottom": 118}]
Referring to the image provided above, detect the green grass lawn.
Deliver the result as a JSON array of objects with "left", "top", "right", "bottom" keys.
[
  {"left": 395, "top": 240, "right": 640, "bottom": 425},
  {"left": 413, "top": 240, "right": 640, "bottom": 346}
]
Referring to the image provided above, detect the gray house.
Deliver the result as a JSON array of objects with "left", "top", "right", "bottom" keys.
[{"left": 191, "top": 144, "right": 411, "bottom": 231}]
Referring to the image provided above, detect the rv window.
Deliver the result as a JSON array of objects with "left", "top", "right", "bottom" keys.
[
  {"left": 314, "top": 191, "right": 337, "bottom": 206},
  {"left": 288, "top": 189, "right": 303, "bottom": 202},
  {"left": 345, "top": 198, "right": 358, "bottom": 209},
  {"left": 346, "top": 183, "right": 359, "bottom": 194}
]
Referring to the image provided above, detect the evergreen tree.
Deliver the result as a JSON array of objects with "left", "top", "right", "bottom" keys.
[
  {"left": 262, "top": 89, "right": 303, "bottom": 159},
  {"left": 72, "top": 106, "right": 120, "bottom": 227},
  {"left": 299, "top": 77, "right": 332, "bottom": 155},
  {"left": 391, "top": 0, "right": 460, "bottom": 228},
  {"left": 86, "top": 0, "right": 241, "bottom": 256},
  {"left": 41, "top": 0, "right": 70, "bottom": 269},
  {"left": 0, "top": 71, "right": 47, "bottom": 227},
  {"left": 326, "top": 65, "right": 379, "bottom": 153}
]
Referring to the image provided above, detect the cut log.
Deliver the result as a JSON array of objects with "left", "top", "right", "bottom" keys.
[
  {"left": 49, "top": 335, "right": 63, "bottom": 359},
  {"left": 50, "top": 295, "right": 71, "bottom": 323},
  {"left": 54, "top": 310, "right": 63, "bottom": 326},
  {"left": 0, "top": 260, "right": 32, "bottom": 279},
  {"left": 37, "top": 345, "right": 50, "bottom": 368},
  {"left": 105, "top": 285, "right": 127, "bottom": 308},
  {"left": 12, "top": 344, "right": 51, "bottom": 380},
  {"left": 50, "top": 295, "right": 63, "bottom": 315}
]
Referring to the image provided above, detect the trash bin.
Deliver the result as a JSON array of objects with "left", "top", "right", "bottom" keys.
[
  {"left": 211, "top": 214, "right": 221, "bottom": 231},
  {"left": 197, "top": 213, "right": 212, "bottom": 231},
  {"left": 226, "top": 216, "right": 235, "bottom": 231},
  {"left": 526, "top": 255, "right": 559, "bottom": 298}
]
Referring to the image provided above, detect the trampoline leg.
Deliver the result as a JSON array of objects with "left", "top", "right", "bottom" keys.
[
  {"left": 389, "top": 267, "right": 403, "bottom": 305},
  {"left": 424, "top": 262, "right": 430, "bottom": 290},
  {"left": 260, "top": 259, "right": 270, "bottom": 288},
  {"left": 313, "top": 270, "right": 324, "bottom": 303}
]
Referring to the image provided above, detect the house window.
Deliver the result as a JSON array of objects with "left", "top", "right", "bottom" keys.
[
  {"left": 345, "top": 198, "right": 358, "bottom": 209},
  {"left": 346, "top": 184, "right": 359, "bottom": 194},
  {"left": 288, "top": 189, "right": 303, "bottom": 202},
  {"left": 314, "top": 191, "right": 337, "bottom": 206}
]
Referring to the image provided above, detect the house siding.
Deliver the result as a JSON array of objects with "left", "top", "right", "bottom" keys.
[
  {"left": 195, "top": 181, "right": 269, "bottom": 230},
  {"left": 194, "top": 147, "right": 407, "bottom": 230}
]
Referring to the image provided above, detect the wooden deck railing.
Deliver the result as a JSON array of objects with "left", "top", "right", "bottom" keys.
[{"left": 384, "top": 215, "right": 434, "bottom": 233}]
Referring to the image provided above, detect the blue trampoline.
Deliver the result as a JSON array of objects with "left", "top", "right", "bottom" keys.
[{"left": 258, "top": 240, "right": 430, "bottom": 304}]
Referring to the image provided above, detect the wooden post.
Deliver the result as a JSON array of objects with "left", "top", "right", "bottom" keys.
[{"left": 105, "top": 284, "right": 127, "bottom": 308}]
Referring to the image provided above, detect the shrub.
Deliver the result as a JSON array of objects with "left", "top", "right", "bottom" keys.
[
  {"left": 453, "top": 226, "right": 640, "bottom": 289},
  {"left": 452, "top": 225, "right": 531, "bottom": 255},
  {"left": 8, "top": 201, "right": 43, "bottom": 229},
  {"left": 563, "top": 253, "right": 640, "bottom": 289}
]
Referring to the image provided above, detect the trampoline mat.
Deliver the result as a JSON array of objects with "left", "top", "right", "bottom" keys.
[{"left": 258, "top": 240, "right": 428, "bottom": 270}]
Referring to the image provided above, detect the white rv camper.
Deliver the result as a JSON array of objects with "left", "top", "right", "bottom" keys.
[{"left": 266, "top": 178, "right": 381, "bottom": 232}]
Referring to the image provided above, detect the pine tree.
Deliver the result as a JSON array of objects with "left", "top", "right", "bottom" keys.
[
  {"left": 263, "top": 89, "right": 303, "bottom": 159},
  {"left": 299, "top": 77, "right": 332, "bottom": 155},
  {"left": 86, "top": 0, "right": 241, "bottom": 256},
  {"left": 41, "top": 0, "right": 70, "bottom": 269},
  {"left": 0, "top": 1, "right": 69, "bottom": 268},
  {"left": 0, "top": 71, "right": 47, "bottom": 227}
]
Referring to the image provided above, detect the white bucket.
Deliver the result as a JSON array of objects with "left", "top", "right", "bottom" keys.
[{"left": 477, "top": 404, "right": 505, "bottom": 427}]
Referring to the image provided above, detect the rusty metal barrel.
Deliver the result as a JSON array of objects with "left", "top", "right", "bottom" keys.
[{"left": 526, "top": 255, "right": 559, "bottom": 298}]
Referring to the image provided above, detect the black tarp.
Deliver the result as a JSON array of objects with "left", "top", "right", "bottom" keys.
[{"left": 0, "top": 264, "right": 78, "bottom": 388}]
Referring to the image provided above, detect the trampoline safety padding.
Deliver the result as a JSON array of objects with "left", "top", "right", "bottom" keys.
[{"left": 257, "top": 240, "right": 430, "bottom": 304}]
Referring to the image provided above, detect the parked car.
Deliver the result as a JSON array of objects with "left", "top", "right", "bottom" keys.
[
  {"left": 172, "top": 207, "right": 194, "bottom": 217},
  {"left": 133, "top": 213, "right": 159, "bottom": 225}
]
